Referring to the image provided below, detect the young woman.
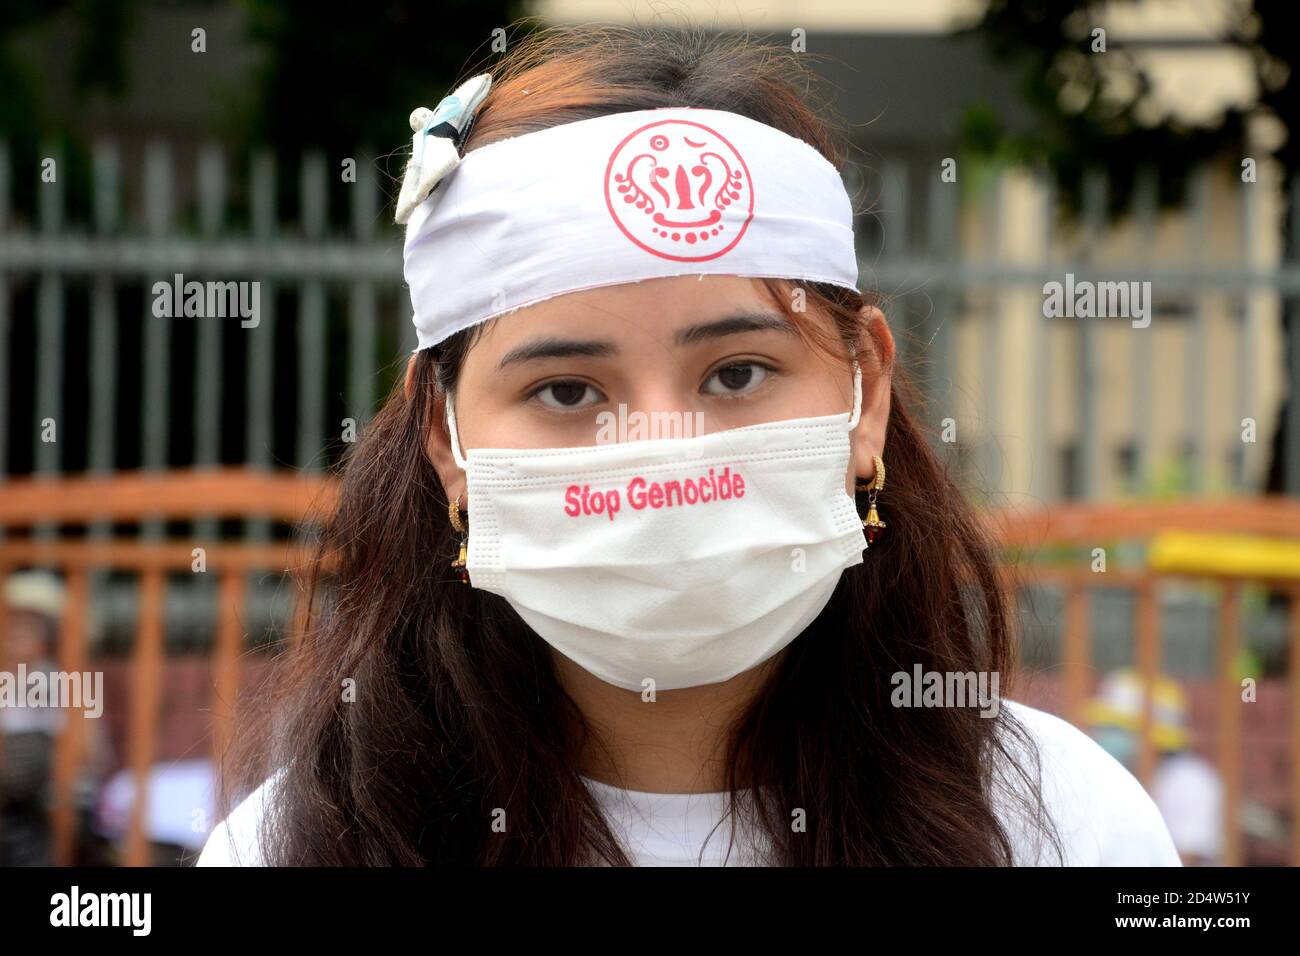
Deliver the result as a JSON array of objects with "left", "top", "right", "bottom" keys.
[{"left": 198, "top": 24, "right": 1179, "bottom": 866}]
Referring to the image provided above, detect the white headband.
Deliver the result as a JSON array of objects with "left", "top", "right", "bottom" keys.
[{"left": 400, "top": 82, "right": 860, "bottom": 351}]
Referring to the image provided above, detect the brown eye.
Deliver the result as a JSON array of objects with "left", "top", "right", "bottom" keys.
[
  {"left": 703, "top": 362, "right": 770, "bottom": 396},
  {"left": 534, "top": 380, "right": 602, "bottom": 409}
]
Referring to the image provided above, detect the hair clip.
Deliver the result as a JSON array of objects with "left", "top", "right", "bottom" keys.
[{"left": 395, "top": 73, "right": 492, "bottom": 225}]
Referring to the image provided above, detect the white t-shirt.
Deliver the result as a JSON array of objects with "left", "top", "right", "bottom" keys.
[{"left": 195, "top": 700, "right": 1181, "bottom": 866}]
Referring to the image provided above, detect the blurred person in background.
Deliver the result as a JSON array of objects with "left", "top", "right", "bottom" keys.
[
  {"left": 1, "top": 571, "right": 114, "bottom": 866},
  {"left": 1087, "top": 668, "right": 1223, "bottom": 866},
  {"left": 1, "top": 572, "right": 65, "bottom": 865}
]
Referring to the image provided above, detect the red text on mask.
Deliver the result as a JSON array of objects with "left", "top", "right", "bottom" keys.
[{"left": 563, "top": 466, "right": 746, "bottom": 521}]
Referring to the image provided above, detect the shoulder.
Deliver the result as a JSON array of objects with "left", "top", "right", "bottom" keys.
[
  {"left": 195, "top": 769, "right": 284, "bottom": 867},
  {"left": 993, "top": 699, "right": 1182, "bottom": 866}
]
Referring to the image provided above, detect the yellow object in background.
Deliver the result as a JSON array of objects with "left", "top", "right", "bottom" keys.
[
  {"left": 1085, "top": 668, "right": 1191, "bottom": 750},
  {"left": 1147, "top": 531, "right": 1300, "bottom": 580}
]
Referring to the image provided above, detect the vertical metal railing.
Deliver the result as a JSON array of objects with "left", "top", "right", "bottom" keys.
[
  {"left": 0, "top": 139, "right": 408, "bottom": 865},
  {"left": 0, "top": 141, "right": 1290, "bottom": 500}
]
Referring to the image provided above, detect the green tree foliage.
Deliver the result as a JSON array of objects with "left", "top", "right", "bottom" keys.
[
  {"left": 960, "top": 0, "right": 1268, "bottom": 215},
  {"left": 237, "top": 0, "right": 534, "bottom": 157}
]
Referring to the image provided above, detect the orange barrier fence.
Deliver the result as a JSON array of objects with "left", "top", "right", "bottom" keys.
[
  {"left": 1, "top": 470, "right": 1297, "bottom": 865},
  {"left": 0, "top": 468, "right": 336, "bottom": 866},
  {"left": 989, "top": 496, "right": 1300, "bottom": 866}
]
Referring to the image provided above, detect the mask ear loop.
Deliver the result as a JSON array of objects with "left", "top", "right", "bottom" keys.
[
  {"left": 442, "top": 390, "right": 472, "bottom": 583},
  {"left": 444, "top": 390, "right": 470, "bottom": 470},
  {"left": 846, "top": 360, "right": 864, "bottom": 431}
]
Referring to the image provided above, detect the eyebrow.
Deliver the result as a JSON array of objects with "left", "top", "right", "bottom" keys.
[{"left": 495, "top": 311, "right": 795, "bottom": 370}]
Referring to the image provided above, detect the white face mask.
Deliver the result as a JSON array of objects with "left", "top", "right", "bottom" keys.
[{"left": 445, "top": 363, "right": 869, "bottom": 691}]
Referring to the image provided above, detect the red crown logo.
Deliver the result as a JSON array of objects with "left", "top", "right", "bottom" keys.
[{"left": 604, "top": 118, "right": 755, "bottom": 262}]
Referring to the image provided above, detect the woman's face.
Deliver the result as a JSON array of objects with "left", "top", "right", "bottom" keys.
[{"left": 418, "top": 275, "right": 893, "bottom": 499}]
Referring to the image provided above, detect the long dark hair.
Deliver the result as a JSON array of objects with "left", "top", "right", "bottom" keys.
[{"left": 222, "top": 22, "right": 1062, "bottom": 865}]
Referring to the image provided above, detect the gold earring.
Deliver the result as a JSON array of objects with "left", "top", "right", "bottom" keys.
[
  {"left": 854, "top": 455, "right": 887, "bottom": 546},
  {"left": 449, "top": 495, "right": 469, "bottom": 583}
]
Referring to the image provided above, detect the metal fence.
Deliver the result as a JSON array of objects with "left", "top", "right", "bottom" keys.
[
  {"left": 1, "top": 140, "right": 1298, "bottom": 502},
  {"left": 855, "top": 156, "right": 1299, "bottom": 505},
  {"left": 0, "top": 140, "right": 412, "bottom": 493},
  {"left": 0, "top": 139, "right": 419, "bottom": 646}
]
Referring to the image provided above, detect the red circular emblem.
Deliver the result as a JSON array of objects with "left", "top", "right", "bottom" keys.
[{"left": 604, "top": 119, "right": 754, "bottom": 262}]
